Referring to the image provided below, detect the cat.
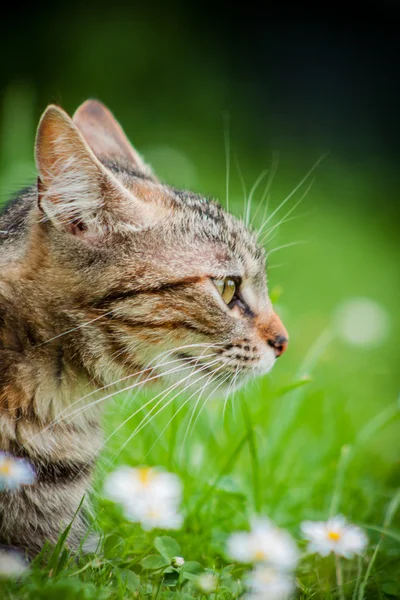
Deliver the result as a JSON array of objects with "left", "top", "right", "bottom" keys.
[{"left": 0, "top": 100, "right": 288, "bottom": 556}]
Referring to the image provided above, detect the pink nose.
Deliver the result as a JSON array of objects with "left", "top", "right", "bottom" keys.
[{"left": 267, "top": 334, "right": 288, "bottom": 357}]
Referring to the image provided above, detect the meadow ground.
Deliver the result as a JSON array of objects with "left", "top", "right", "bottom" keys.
[{"left": 0, "top": 92, "right": 399, "bottom": 599}]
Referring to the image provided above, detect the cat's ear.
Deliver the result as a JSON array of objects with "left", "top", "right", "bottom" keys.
[
  {"left": 73, "top": 99, "right": 156, "bottom": 180},
  {"left": 35, "top": 105, "right": 161, "bottom": 238}
]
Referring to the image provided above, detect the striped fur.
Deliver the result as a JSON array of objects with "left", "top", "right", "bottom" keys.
[{"left": 0, "top": 100, "right": 288, "bottom": 555}]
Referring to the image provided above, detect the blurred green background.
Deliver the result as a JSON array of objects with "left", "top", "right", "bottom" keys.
[{"left": 0, "top": 2, "right": 399, "bottom": 595}]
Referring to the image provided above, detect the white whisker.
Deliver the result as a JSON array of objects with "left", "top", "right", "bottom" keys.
[
  {"left": 223, "top": 111, "right": 231, "bottom": 212},
  {"left": 261, "top": 177, "right": 315, "bottom": 245},
  {"left": 245, "top": 169, "right": 268, "bottom": 226},
  {"left": 108, "top": 359, "right": 224, "bottom": 467},
  {"left": 36, "top": 342, "right": 223, "bottom": 436},
  {"left": 37, "top": 307, "right": 123, "bottom": 347},
  {"left": 257, "top": 154, "right": 326, "bottom": 239},
  {"left": 251, "top": 151, "right": 280, "bottom": 227}
]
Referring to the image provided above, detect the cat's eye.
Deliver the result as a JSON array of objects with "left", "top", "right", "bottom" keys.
[{"left": 213, "top": 277, "right": 236, "bottom": 305}]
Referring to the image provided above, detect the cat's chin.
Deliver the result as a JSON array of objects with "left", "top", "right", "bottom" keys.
[{"left": 251, "top": 346, "right": 277, "bottom": 377}]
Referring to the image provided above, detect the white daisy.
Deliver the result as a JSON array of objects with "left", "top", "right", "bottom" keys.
[
  {"left": 125, "top": 495, "right": 183, "bottom": 530},
  {"left": 104, "top": 466, "right": 182, "bottom": 505},
  {"left": 0, "top": 452, "right": 35, "bottom": 491},
  {"left": 245, "top": 566, "right": 294, "bottom": 600},
  {"left": 301, "top": 514, "right": 368, "bottom": 558},
  {"left": 227, "top": 517, "right": 299, "bottom": 571},
  {"left": 103, "top": 465, "right": 183, "bottom": 531},
  {"left": 197, "top": 572, "right": 218, "bottom": 593},
  {"left": 0, "top": 550, "right": 29, "bottom": 578}
]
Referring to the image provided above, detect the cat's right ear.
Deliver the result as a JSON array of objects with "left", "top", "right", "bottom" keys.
[{"left": 73, "top": 99, "right": 156, "bottom": 180}]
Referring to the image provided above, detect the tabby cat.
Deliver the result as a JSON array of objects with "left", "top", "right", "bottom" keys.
[{"left": 0, "top": 100, "right": 288, "bottom": 555}]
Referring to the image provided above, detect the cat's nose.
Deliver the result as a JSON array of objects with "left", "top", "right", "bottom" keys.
[
  {"left": 267, "top": 334, "right": 288, "bottom": 357},
  {"left": 256, "top": 311, "right": 289, "bottom": 357}
]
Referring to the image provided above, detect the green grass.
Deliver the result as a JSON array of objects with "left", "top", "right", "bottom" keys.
[{"left": 1, "top": 87, "right": 399, "bottom": 599}]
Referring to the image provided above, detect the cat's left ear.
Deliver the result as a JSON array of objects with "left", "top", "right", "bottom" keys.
[
  {"left": 73, "top": 99, "right": 156, "bottom": 181},
  {"left": 35, "top": 105, "right": 164, "bottom": 239}
]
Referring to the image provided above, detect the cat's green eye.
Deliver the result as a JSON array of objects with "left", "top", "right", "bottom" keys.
[{"left": 213, "top": 277, "right": 236, "bottom": 305}]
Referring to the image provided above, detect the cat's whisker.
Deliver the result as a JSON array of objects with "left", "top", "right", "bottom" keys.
[
  {"left": 234, "top": 155, "right": 248, "bottom": 220},
  {"left": 223, "top": 111, "right": 231, "bottom": 212},
  {"left": 108, "top": 359, "right": 224, "bottom": 467},
  {"left": 230, "top": 367, "right": 242, "bottom": 422},
  {"left": 260, "top": 178, "right": 315, "bottom": 245},
  {"left": 185, "top": 370, "right": 233, "bottom": 443},
  {"left": 118, "top": 343, "right": 222, "bottom": 410},
  {"left": 37, "top": 342, "right": 222, "bottom": 434},
  {"left": 251, "top": 151, "right": 280, "bottom": 227},
  {"left": 39, "top": 352, "right": 219, "bottom": 435},
  {"left": 37, "top": 307, "right": 123, "bottom": 347},
  {"left": 96, "top": 346, "right": 220, "bottom": 454},
  {"left": 268, "top": 240, "right": 306, "bottom": 255},
  {"left": 179, "top": 363, "right": 224, "bottom": 457},
  {"left": 245, "top": 169, "right": 269, "bottom": 226},
  {"left": 142, "top": 365, "right": 224, "bottom": 460},
  {"left": 257, "top": 154, "right": 326, "bottom": 239},
  {"left": 68, "top": 356, "right": 223, "bottom": 485},
  {"left": 61, "top": 353, "right": 220, "bottom": 429},
  {"left": 183, "top": 370, "right": 231, "bottom": 449},
  {"left": 222, "top": 365, "right": 241, "bottom": 422}
]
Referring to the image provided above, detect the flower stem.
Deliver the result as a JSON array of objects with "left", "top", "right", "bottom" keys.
[{"left": 336, "top": 555, "right": 345, "bottom": 600}]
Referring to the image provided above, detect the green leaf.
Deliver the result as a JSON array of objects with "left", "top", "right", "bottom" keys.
[
  {"left": 140, "top": 554, "right": 170, "bottom": 570},
  {"left": 180, "top": 561, "right": 203, "bottom": 581},
  {"left": 120, "top": 570, "right": 140, "bottom": 592},
  {"left": 154, "top": 536, "right": 181, "bottom": 561},
  {"left": 103, "top": 534, "right": 125, "bottom": 558},
  {"left": 382, "top": 581, "right": 399, "bottom": 595}
]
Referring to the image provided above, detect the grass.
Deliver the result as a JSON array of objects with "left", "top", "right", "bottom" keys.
[{"left": 0, "top": 86, "right": 399, "bottom": 599}]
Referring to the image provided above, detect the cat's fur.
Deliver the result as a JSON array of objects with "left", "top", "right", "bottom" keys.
[{"left": 0, "top": 100, "right": 288, "bottom": 555}]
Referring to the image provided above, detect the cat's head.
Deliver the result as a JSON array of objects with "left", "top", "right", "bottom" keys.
[{"left": 32, "top": 100, "right": 288, "bottom": 394}]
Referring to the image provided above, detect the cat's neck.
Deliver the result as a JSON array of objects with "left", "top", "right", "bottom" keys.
[{"left": 0, "top": 274, "right": 102, "bottom": 423}]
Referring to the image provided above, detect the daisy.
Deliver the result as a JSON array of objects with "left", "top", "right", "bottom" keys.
[
  {"left": 103, "top": 465, "right": 183, "bottom": 531},
  {"left": 0, "top": 452, "right": 35, "bottom": 491},
  {"left": 245, "top": 565, "right": 294, "bottom": 600},
  {"left": 301, "top": 514, "right": 368, "bottom": 558},
  {"left": 0, "top": 550, "right": 29, "bottom": 578},
  {"left": 104, "top": 466, "right": 182, "bottom": 505},
  {"left": 227, "top": 517, "right": 299, "bottom": 571},
  {"left": 125, "top": 495, "right": 183, "bottom": 530},
  {"left": 197, "top": 572, "right": 218, "bottom": 593}
]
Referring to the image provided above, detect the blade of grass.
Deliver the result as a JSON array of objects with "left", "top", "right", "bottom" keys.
[
  {"left": 241, "top": 400, "right": 261, "bottom": 512},
  {"left": 358, "top": 488, "right": 400, "bottom": 600}
]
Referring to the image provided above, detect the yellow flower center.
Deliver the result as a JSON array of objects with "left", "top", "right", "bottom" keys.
[
  {"left": 254, "top": 549, "right": 266, "bottom": 560},
  {"left": 0, "top": 461, "right": 12, "bottom": 476},
  {"left": 137, "top": 467, "right": 153, "bottom": 486},
  {"left": 328, "top": 530, "right": 341, "bottom": 542},
  {"left": 147, "top": 509, "right": 160, "bottom": 519}
]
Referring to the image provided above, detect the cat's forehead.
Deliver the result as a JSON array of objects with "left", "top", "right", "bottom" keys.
[
  {"left": 107, "top": 164, "right": 266, "bottom": 280},
  {"left": 171, "top": 189, "right": 265, "bottom": 269}
]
